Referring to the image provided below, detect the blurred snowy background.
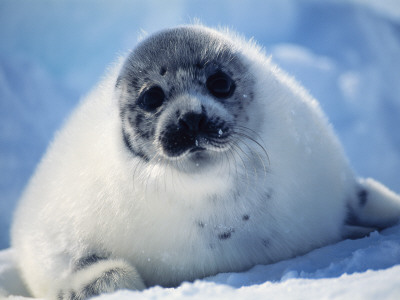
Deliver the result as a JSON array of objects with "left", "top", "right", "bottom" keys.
[{"left": 0, "top": 0, "right": 400, "bottom": 298}]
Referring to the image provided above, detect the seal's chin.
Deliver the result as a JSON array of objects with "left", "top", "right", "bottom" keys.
[
  {"left": 188, "top": 147, "right": 210, "bottom": 162},
  {"left": 189, "top": 146, "right": 206, "bottom": 153},
  {"left": 166, "top": 146, "right": 223, "bottom": 174}
]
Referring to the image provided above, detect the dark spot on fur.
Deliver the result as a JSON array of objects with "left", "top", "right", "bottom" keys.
[
  {"left": 131, "top": 78, "right": 140, "bottom": 88},
  {"left": 264, "top": 189, "right": 273, "bottom": 201},
  {"left": 358, "top": 189, "right": 368, "bottom": 207},
  {"left": 127, "top": 103, "right": 136, "bottom": 113},
  {"left": 75, "top": 254, "right": 107, "bottom": 272},
  {"left": 262, "top": 239, "right": 270, "bottom": 247},
  {"left": 248, "top": 92, "right": 254, "bottom": 100},
  {"left": 345, "top": 204, "right": 359, "bottom": 226},
  {"left": 242, "top": 214, "right": 250, "bottom": 221},
  {"left": 135, "top": 114, "right": 143, "bottom": 126},
  {"left": 132, "top": 116, "right": 152, "bottom": 140},
  {"left": 122, "top": 130, "right": 149, "bottom": 161},
  {"left": 160, "top": 67, "right": 167, "bottom": 76},
  {"left": 128, "top": 115, "right": 135, "bottom": 126},
  {"left": 218, "top": 228, "right": 235, "bottom": 240},
  {"left": 196, "top": 61, "right": 205, "bottom": 69},
  {"left": 218, "top": 232, "right": 231, "bottom": 240},
  {"left": 168, "top": 86, "right": 176, "bottom": 97}
]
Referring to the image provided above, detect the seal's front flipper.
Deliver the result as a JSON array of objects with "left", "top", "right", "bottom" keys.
[
  {"left": 54, "top": 258, "right": 145, "bottom": 300},
  {"left": 344, "top": 178, "right": 400, "bottom": 238}
]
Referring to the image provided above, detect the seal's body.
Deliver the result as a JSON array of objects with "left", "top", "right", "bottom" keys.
[{"left": 12, "top": 25, "right": 400, "bottom": 300}]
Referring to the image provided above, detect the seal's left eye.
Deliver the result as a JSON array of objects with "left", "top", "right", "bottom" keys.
[
  {"left": 138, "top": 86, "right": 165, "bottom": 111},
  {"left": 206, "top": 71, "right": 235, "bottom": 99}
]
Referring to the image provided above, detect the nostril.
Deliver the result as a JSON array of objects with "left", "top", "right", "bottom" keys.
[
  {"left": 179, "top": 112, "right": 207, "bottom": 133},
  {"left": 198, "top": 114, "right": 207, "bottom": 131}
]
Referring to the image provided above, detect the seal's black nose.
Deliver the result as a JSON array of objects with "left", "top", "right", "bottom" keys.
[{"left": 178, "top": 112, "right": 208, "bottom": 134}]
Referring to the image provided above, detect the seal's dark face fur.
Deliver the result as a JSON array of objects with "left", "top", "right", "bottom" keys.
[{"left": 117, "top": 26, "right": 255, "bottom": 171}]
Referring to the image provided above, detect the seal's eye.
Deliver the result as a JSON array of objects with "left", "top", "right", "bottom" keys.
[
  {"left": 206, "top": 71, "right": 235, "bottom": 99},
  {"left": 138, "top": 86, "right": 165, "bottom": 111}
]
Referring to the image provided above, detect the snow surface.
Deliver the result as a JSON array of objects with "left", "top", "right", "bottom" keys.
[
  {"left": 2, "top": 225, "right": 400, "bottom": 299},
  {"left": 1, "top": 0, "right": 400, "bottom": 299}
]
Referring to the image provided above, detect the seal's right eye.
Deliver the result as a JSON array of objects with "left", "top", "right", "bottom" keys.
[
  {"left": 206, "top": 71, "right": 235, "bottom": 99},
  {"left": 138, "top": 86, "right": 165, "bottom": 111}
]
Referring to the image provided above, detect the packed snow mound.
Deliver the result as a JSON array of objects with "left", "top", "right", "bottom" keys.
[{"left": 1, "top": 224, "right": 400, "bottom": 299}]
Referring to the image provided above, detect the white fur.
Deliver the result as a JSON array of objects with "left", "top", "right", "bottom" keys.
[
  {"left": 11, "top": 25, "right": 400, "bottom": 299},
  {"left": 52, "top": 259, "right": 145, "bottom": 299},
  {"left": 354, "top": 178, "right": 400, "bottom": 227}
]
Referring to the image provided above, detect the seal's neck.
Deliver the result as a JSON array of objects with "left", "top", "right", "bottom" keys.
[{"left": 132, "top": 160, "right": 237, "bottom": 206}]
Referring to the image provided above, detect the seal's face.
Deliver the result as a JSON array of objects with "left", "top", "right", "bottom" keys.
[{"left": 117, "top": 26, "right": 256, "bottom": 172}]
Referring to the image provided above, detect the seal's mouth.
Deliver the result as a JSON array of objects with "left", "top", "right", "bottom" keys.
[
  {"left": 159, "top": 137, "right": 228, "bottom": 174},
  {"left": 157, "top": 108, "right": 232, "bottom": 163},
  {"left": 159, "top": 126, "right": 230, "bottom": 159},
  {"left": 189, "top": 146, "right": 206, "bottom": 153},
  {"left": 182, "top": 146, "right": 216, "bottom": 172},
  {"left": 160, "top": 134, "right": 230, "bottom": 161}
]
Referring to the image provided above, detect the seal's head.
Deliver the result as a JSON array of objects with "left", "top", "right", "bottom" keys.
[{"left": 117, "top": 26, "right": 258, "bottom": 173}]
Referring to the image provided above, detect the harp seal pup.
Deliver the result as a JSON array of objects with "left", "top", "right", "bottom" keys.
[{"left": 11, "top": 25, "right": 400, "bottom": 299}]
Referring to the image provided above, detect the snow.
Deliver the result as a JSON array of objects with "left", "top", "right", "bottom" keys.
[
  {"left": 1, "top": 0, "right": 400, "bottom": 299},
  {"left": 2, "top": 225, "right": 400, "bottom": 299}
]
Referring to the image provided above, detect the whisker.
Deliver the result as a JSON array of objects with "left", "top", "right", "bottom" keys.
[
  {"left": 233, "top": 133, "right": 268, "bottom": 178},
  {"left": 228, "top": 141, "right": 250, "bottom": 189},
  {"left": 232, "top": 126, "right": 270, "bottom": 172},
  {"left": 230, "top": 137, "right": 259, "bottom": 180},
  {"left": 233, "top": 127, "right": 270, "bottom": 167}
]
